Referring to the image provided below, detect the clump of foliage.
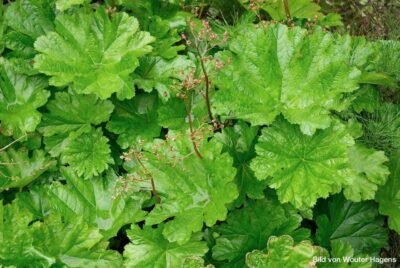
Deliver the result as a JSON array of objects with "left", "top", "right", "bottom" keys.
[{"left": 0, "top": 0, "right": 399, "bottom": 267}]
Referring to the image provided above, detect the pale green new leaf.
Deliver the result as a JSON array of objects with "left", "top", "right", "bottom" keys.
[
  {"left": 344, "top": 144, "right": 389, "bottom": 202},
  {"left": 182, "top": 256, "right": 214, "bottom": 268},
  {"left": 213, "top": 24, "right": 363, "bottom": 135},
  {"left": 123, "top": 224, "right": 208, "bottom": 268},
  {"left": 376, "top": 151, "right": 400, "bottom": 233},
  {"left": 44, "top": 167, "right": 147, "bottom": 239},
  {"left": 251, "top": 117, "right": 354, "bottom": 208},
  {"left": 106, "top": 93, "right": 160, "bottom": 149},
  {"left": 0, "top": 148, "right": 54, "bottom": 191},
  {"left": 212, "top": 195, "right": 309, "bottom": 267},
  {"left": 245, "top": 235, "right": 324, "bottom": 268},
  {"left": 126, "top": 131, "right": 238, "bottom": 244},
  {"left": 60, "top": 128, "right": 114, "bottom": 179},
  {"left": 215, "top": 121, "right": 268, "bottom": 207},
  {"left": 39, "top": 91, "right": 114, "bottom": 156},
  {"left": 315, "top": 194, "right": 387, "bottom": 255},
  {"left": 0, "top": 60, "right": 50, "bottom": 137},
  {"left": 34, "top": 8, "right": 154, "bottom": 100}
]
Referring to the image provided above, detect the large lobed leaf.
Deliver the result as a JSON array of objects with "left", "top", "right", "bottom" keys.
[
  {"left": 315, "top": 194, "right": 387, "bottom": 255},
  {"left": 0, "top": 60, "right": 50, "bottom": 137},
  {"left": 39, "top": 92, "right": 114, "bottom": 139},
  {"left": 0, "top": 199, "right": 122, "bottom": 267},
  {"left": 125, "top": 131, "right": 238, "bottom": 244},
  {"left": 34, "top": 7, "right": 154, "bottom": 100},
  {"left": 376, "top": 151, "right": 400, "bottom": 234},
  {"left": 107, "top": 93, "right": 161, "bottom": 149},
  {"left": 123, "top": 224, "right": 208, "bottom": 268},
  {"left": 214, "top": 121, "right": 268, "bottom": 207},
  {"left": 133, "top": 55, "right": 194, "bottom": 101},
  {"left": 43, "top": 167, "right": 147, "bottom": 239},
  {"left": 4, "top": 0, "right": 55, "bottom": 58},
  {"left": 319, "top": 241, "right": 372, "bottom": 268},
  {"left": 39, "top": 92, "right": 114, "bottom": 178},
  {"left": 245, "top": 235, "right": 324, "bottom": 268},
  {"left": 343, "top": 144, "right": 389, "bottom": 202},
  {"left": 213, "top": 23, "right": 365, "bottom": 135},
  {"left": 257, "top": 0, "right": 322, "bottom": 21},
  {"left": 0, "top": 148, "right": 54, "bottom": 191},
  {"left": 251, "top": 117, "right": 354, "bottom": 208},
  {"left": 212, "top": 195, "right": 309, "bottom": 267},
  {"left": 60, "top": 127, "right": 114, "bottom": 178}
]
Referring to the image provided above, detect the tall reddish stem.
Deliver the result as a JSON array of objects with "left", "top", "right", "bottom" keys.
[
  {"left": 283, "top": 0, "right": 292, "bottom": 20},
  {"left": 183, "top": 93, "right": 203, "bottom": 159},
  {"left": 195, "top": 46, "right": 214, "bottom": 122},
  {"left": 132, "top": 150, "right": 160, "bottom": 203}
]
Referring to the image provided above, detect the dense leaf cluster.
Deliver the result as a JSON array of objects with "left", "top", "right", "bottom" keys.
[{"left": 0, "top": 0, "right": 399, "bottom": 267}]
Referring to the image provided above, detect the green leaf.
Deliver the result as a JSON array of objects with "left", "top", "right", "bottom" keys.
[
  {"left": 123, "top": 224, "right": 208, "bottom": 268},
  {"left": 245, "top": 235, "right": 324, "bottom": 268},
  {"left": 182, "top": 256, "right": 214, "bottom": 268},
  {"left": 39, "top": 91, "right": 114, "bottom": 136},
  {"left": 343, "top": 144, "right": 389, "bottom": 202},
  {"left": 157, "top": 96, "right": 188, "bottom": 129},
  {"left": 44, "top": 167, "right": 147, "bottom": 239},
  {"left": 213, "top": 23, "right": 363, "bottom": 135},
  {"left": 4, "top": 0, "right": 55, "bottom": 58},
  {"left": 0, "top": 60, "right": 50, "bottom": 137},
  {"left": 60, "top": 128, "right": 114, "bottom": 179},
  {"left": 0, "top": 148, "right": 54, "bottom": 191},
  {"left": 106, "top": 93, "right": 160, "bottom": 149},
  {"left": 319, "top": 241, "right": 372, "bottom": 268},
  {"left": 123, "top": 0, "right": 188, "bottom": 34},
  {"left": 34, "top": 8, "right": 154, "bottom": 100},
  {"left": 146, "top": 15, "right": 185, "bottom": 59},
  {"left": 315, "top": 194, "right": 387, "bottom": 255},
  {"left": 251, "top": 117, "right": 354, "bottom": 208},
  {"left": 38, "top": 91, "right": 114, "bottom": 178},
  {"left": 133, "top": 55, "right": 194, "bottom": 101},
  {"left": 212, "top": 195, "right": 309, "bottom": 267},
  {"left": 126, "top": 131, "right": 237, "bottom": 244},
  {"left": 56, "top": 0, "right": 89, "bottom": 11},
  {"left": 351, "top": 86, "right": 379, "bottom": 113},
  {"left": 39, "top": 91, "right": 114, "bottom": 156},
  {"left": 215, "top": 121, "right": 268, "bottom": 206},
  {"left": 157, "top": 94, "right": 208, "bottom": 131},
  {"left": 259, "top": 0, "right": 322, "bottom": 21},
  {"left": 31, "top": 215, "right": 123, "bottom": 268},
  {"left": 0, "top": 1, "right": 4, "bottom": 54},
  {"left": 0, "top": 200, "right": 50, "bottom": 267},
  {"left": 0, "top": 200, "right": 122, "bottom": 267},
  {"left": 376, "top": 151, "right": 400, "bottom": 234},
  {"left": 4, "top": 0, "right": 54, "bottom": 40}
]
